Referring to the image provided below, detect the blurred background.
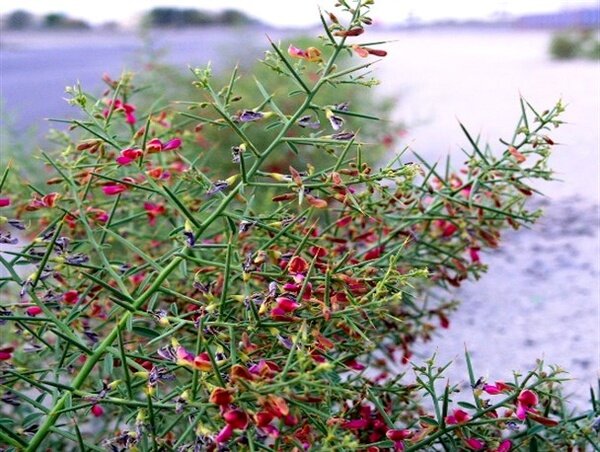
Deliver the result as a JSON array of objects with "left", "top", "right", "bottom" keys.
[{"left": 1, "top": 0, "right": 598, "bottom": 406}]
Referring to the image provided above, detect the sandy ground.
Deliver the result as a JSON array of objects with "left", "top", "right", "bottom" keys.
[{"left": 409, "top": 195, "right": 599, "bottom": 409}]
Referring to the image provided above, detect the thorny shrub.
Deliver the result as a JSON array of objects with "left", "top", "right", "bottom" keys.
[{"left": 1, "top": 1, "right": 598, "bottom": 451}]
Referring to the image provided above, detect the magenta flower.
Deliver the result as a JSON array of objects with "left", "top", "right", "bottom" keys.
[
  {"left": 0, "top": 198, "right": 10, "bottom": 207},
  {"left": 483, "top": 381, "right": 510, "bottom": 395},
  {"left": 102, "top": 184, "right": 127, "bottom": 196},
  {"left": 516, "top": 389, "right": 538, "bottom": 420},
  {"left": 341, "top": 418, "right": 369, "bottom": 429},
  {"left": 26, "top": 306, "right": 43, "bottom": 317},
  {"left": 116, "top": 148, "right": 143, "bottom": 166},
  {"left": 146, "top": 137, "right": 182, "bottom": 154},
  {"left": 494, "top": 440, "right": 512, "bottom": 452},
  {"left": 104, "top": 99, "right": 136, "bottom": 125}
]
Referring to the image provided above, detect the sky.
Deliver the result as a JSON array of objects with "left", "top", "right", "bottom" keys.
[{"left": 0, "top": 0, "right": 598, "bottom": 27}]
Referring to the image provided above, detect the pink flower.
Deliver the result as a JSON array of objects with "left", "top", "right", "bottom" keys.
[
  {"left": 102, "top": 184, "right": 127, "bottom": 196},
  {"left": 26, "top": 306, "right": 43, "bottom": 317},
  {"left": 516, "top": 389, "right": 538, "bottom": 420},
  {"left": 275, "top": 297, "right": 299, "bottom": 313},
  {"left": 287, "top": 45, "right": 322, "bottom": 62},
  {"left": 215, "top": 424, "right": 234, "bottom": 443},
  {"left": 386, "top": 430, "right": 412, "bottom": 451},
  {"left": 0, "top": 198, "right": 10, "bottom": 207},
  {"left": 104, "top": 99, "right": 136, "bottom": 125},
  {"left": 494, "top": 440, "right": 512, "bottom": 452},
  {"left": 445, "top": 408, "right": 470, "bottom": 425},
  {"left": 351, "top": 44, "right": 388, "bottom": 58},
  {"left": 465, "top": 438, "right": 486, "bottom": 450},
  {"left": 483, "top": 381, "right": 510, "bottom": 395},
  {"left": 116, "top": 148, "right": 143, "bottom": 166}
]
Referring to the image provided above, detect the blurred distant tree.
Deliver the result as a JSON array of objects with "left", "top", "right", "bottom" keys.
[
  {"left": 5, "top": 10, "right": 34, "bottom": 29},
  {"left": 42, "top": 12, "right": 89, "bottom": 30},
  {"left": 218, "top": 9, "right": 253, "bottom": 25},
  {"left": 144, "top": 7, "right": 255, "bottom": 27},
  {"left": 43, "top": 13, "right": 68, "bottom": 28},
  {"left": 146, "top": 8, "right": 212, "bottom": 27}
]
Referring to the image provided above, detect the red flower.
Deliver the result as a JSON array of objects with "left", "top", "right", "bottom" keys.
[
  {"left": 445, "top": 408, "right": 470, "bottom": 424},
  {"left": 469, "top": 247, "right": 481, "bottom": 263},
  {"left": 193, "top": 352, "right": 212, "bottom": 371},
  {"left": 333, "top": 27, "right": 364, "bottom": 37},
  {"left": 91, "top": 404, "right": 104, "bottom": 417},
  {"left": 336, "top": 215, "right": 352, "bottom": 228},
  {"left": 147, "top": 166, "right": 170, "bottom": 180},
  {"left": 341, "top": 419, "right": 369, "bottom": 429},
  {"left": 255, "top": 411, "right": 274, "bottom": 427},
  {"left": 143, "top": 202, "right": 166, "bottom": 226},
  {"left": 0, "top": 347, "right": 14, "bottom": 361},
  {"left": 364, "top": 246, "right": 384, "bottom": 260},
  {"left": 210, "top": 388, "right": 233, "bottom": 406},
  {"left": 288, "top": 255, "right": 308, "bottom": 274},
  {"left": 63, "top": 290, "right": 79, "bottom": 304},
  {"left": 26, "top": 193, "right": 60, "bottom": 211},
  {"left": 0, "top": 198, "right": 10, "bottom": 207}
]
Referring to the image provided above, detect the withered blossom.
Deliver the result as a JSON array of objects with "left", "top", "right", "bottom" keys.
[
  {"left": 331, "top": 131, "right": 355, "bottom": 141},
  {"left": 231, "top": 144, "right": 246, "bottom": 163},
  {"left": 148, "top": 366, "right": 175, "bottom": 386},
  {"left": 236, "top": 110, "right": 264, "bottom": 122},
  {"left": 297, "top": 115, "right": 321, "bottom": 129},
  {"left": 239, "top": 219, "right": 256, "bottom": 234},
  {"left": 326, "top": 109, "right": 344, "bottom": 131},
  {"left": 65, "top": 253, "right": 90, "bottom": 265},
  {"left": 7, "top": 219, "right": 25, "bottom": 230},
  {"left": 1, "top": 391, "right": 20, "bottom": 406},
  {"left": 206, "top": 180, "right": 230, "bottom": 196},
  {"left": 0, "top": 232, "right": 18, "bottom": 244}
]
